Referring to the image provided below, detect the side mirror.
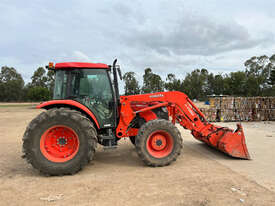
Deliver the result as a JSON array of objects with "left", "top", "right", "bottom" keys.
[{"left": 116, "top": 65, "right": 122, "bottom": 80}]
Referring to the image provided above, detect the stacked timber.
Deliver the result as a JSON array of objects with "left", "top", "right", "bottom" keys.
[{"left": 200, "top": 97, "right": 275, "bottom": 122}]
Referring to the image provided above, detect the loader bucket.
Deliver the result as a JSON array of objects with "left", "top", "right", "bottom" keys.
[
  {"left": 215, "top": 124, "right": 250, "bottom": 159},
  {"left": 193, "top": 124, "right": 251, "bottom": 159}
]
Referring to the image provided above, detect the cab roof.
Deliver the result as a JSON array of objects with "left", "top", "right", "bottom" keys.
[{"left": 54, "top": 62, "right": 109, "bottom": 70}]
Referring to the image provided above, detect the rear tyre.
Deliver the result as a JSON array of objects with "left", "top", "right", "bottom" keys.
[
  {"left": 22, "top": 108, "right": 97, "bottom": 175},
  {"left": 135, "top": 119, "right": 182, "bottom": 166}
]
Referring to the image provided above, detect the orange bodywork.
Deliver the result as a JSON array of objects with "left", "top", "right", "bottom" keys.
[{"left": 117, "top": 91, "right": 250, "bottom": 159}]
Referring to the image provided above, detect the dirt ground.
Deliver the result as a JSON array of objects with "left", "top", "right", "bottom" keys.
[{"left": 0, "top": 106, "right": 275, "bottom": 206}]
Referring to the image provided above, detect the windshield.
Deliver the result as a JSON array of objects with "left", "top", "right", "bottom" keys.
[{"left": 53, "top": 69, "right": 114, "bottom": 127}]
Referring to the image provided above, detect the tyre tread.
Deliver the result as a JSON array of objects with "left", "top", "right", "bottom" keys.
[
  {"left": 135, "top": 119, "right": 183, "bottom": 167},
  {"left": 22, "top": 107, "right": 97, "bottom": 175}
]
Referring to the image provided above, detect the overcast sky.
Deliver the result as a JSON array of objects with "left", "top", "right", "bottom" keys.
[{"left": 0, "top": 0, "right": 274, "bottom": 84}]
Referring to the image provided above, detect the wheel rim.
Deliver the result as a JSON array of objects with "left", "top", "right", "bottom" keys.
[
  {"left": 40, "top": 125, "right": 79, "bottom": 163},
  {"left": 146, "top": 130, "right": 174, "bottom": 158}
]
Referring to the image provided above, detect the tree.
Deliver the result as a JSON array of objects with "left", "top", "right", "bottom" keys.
[
  {"left": 29, "top": 67, "right": 55, "bottom": 100},
  {"left": 0, "top": 66, "right": 25, "bottom": 102},
  {"left": 164, "top": 73, "right": 183, "bottom": 91},
  {"left": 269, "top": 68, "right": 275, "bottom": 86},
  {"left": 27, "top": 86, "right": 51, "bottom": 101},
  {"left": 206, "top": 73, "right": 225, "bottom": 95},
  {"left": 46, "top": 70, "right": 55, "bottom": 96},
  {"left": 123, "top": 72, "right": 140, "bottom": 95},
  {"left": 244, "top": 55, "right": 271, "bottom": 96},
  {"left": 182, "top": 68, "right": 208, "bottom": 100},
  {"left": 142, "top": 68, "right": 164, "bottom": 93},
  {"left": 223, "top": 71, "right": 247, "bottom": 96},
  {"left": 30, "top": 67, "right": 48, "bottom": 87},
  {"left": 268, "top": 54, "right": 275, "bottom": 86}
]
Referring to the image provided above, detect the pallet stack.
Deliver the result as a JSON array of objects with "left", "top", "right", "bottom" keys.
[
  {"left": 200, "top": 97, "right": 275, "bottom": 122},
  {"left": 200, "top": 108, "right": 217, "bottom": 122}
]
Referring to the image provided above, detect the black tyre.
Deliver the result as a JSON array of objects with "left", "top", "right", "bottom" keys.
[
  {"left": 129, "top": 136, "right": 136, "bottom": 145},
  {"left": 135, "top": 119, "right": 182, "bottom": 166},
  {"left": 22, "top": 108, "right": 97, "bottom": 175},
  {"left": 152, "top": 107, "right": 169, "bottom": 120},
  {"left": 129, "top": 107, "right": 168, "bottom": 146}
]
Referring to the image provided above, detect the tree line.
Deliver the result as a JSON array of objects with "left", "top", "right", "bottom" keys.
[
  {"left": 0, "top": 66, "right": 54, "bottom": 102},
  {"left": 0, "top": 54, "right": 274, "bottom": 102},
  {"left": 124, "top": 54, "right": 275, "bottom": 100}
]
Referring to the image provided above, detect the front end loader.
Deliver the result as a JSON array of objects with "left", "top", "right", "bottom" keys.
[{"left": 22, "top": 60, "right": 250, "bottom": 175}]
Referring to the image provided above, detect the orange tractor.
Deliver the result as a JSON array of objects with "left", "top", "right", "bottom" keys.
[{"left": 22, "top": 60, "right": 250, "bottom": 175}]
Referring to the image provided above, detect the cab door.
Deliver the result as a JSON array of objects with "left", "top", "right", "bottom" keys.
[{"left": 77, "top": 69, "right": 115, "bottom": 128}]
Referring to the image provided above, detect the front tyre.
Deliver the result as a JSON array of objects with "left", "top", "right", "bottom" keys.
[
  {"left": 135, "top": 119, "right": 183, "bottom": 166},
  {"left": 129, "top": 136, "right": 136, "bottom": 145},
  {"left": 22, "top": 108, "right": 97, "bottom": 175},
  {"left": 129, "top": 107, "right": 168, "bottom": 146}
]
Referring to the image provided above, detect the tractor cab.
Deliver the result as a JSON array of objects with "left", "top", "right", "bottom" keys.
[{"left": 48, "top": 62, "right": 120, "bottom": 129}]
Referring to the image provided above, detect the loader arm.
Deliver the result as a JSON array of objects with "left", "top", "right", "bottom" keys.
[{"left": 117, "top": 91, "right": 250, "bottom": 159}]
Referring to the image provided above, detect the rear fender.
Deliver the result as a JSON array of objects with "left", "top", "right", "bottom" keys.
[{"left": 37, "top": 100, "right": 100, "bottom": 129}]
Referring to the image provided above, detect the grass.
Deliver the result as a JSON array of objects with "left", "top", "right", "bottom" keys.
[{"left": 0, "top": 104, "right": 37, "bottom": 108}]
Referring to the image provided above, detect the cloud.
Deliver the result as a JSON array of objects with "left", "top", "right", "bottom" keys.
[
  {"left": 73, "top": 51, "right": 91, "bottom": 62},
  {"left": 122, "top": 14, "right": 267, "bottom": 57},
  {"left": 0, "top": 0, "right": 274, "bottom": 84}
]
